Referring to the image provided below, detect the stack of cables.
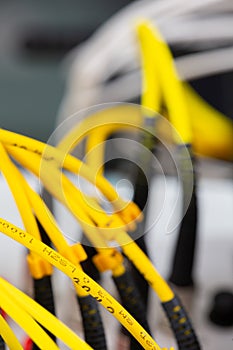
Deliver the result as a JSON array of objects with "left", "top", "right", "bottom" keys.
[
  {"left": 0, "top": 110, "right": 200, "bottom": 349},
  {"left": 56, "top": 0, "right": 233, "bottom": 305},
  {"left": 53, "top": 0, "right": 232, "bottom": 347}
]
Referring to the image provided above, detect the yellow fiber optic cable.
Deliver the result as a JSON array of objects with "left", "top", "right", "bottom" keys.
[
  {"left": 5, "top": 143, "right": 141, "bottom": 230},
  {"left": 4, "top": 139, "right": 181, "bottom": 303},
  {"left": 0, "top": 314, "right": 23, "bottom": 350},
  {"left": 0, "top": 129, "right": 122, "bottom": 206},
  {"left": 15, "top": 151, "right": 152, "bottom": 343},
  {"left": 137, "top": 21, "right": 192, "bottom": 144},
  {"left": 183, "top": 83, "right": 233, "bottom": 160},
  {"left": 0, "top": 288, "right": 59, "bottom": 350},
  {"left": 0, "top": 142, "right": 52, "bottom": 278},
  {"left": 15, "top": 149, "right": 130, "bottom": 279},
  {"left": 0, "top": 128, "right": 198, "bottom": 344},
  {"left": 135, "top": 21, "right": 200, "bottom": 349},
  {"left": 57, "top": 104, "right": 141, "bottom": 179},
  {"left": 0, "top": 218, "right": 169, "bottom": 350},
  {"left": 57, "top": 104, "right": 142, "bottom": 151},
  {"left": 4, "top": 137, "right": 189, "bottom": 306},
  {"left": 136, "top": 20, "right": 160, "bottom": 112},
  {"left": 0, "top": 128, "right": 141, "bottom": 218},
  {"left": 11, "top": 159, "right": 108, "bottom": 348},
  {"left": 3, "top": 143, "right": 132, "bottom": 277},
  {"left": 87, "top": 196, "right": 174, "bottom": 302},
  {"left": 0, "top": 142, "right": 41, "bottom": 240},
  {"left": 85, "top": 124, "right": 135, "bottom": 176},
  {"left": 0, "top": 278, "right": 93, "bottom": 350},
  {"left": 8, "top": 164, "right": 87, "bottom": 296}
]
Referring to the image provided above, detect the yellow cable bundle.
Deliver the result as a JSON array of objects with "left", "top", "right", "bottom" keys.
[
  {"left": 0, "top": 141, "right": 52, "bottom": 279},
  {"left": 0, "top": 218, "right": 170, "bottom": 350},
  {"left": 136, "top": 21, "right": 192, "bottom": 145},
  {"left": 2, "top": 136, "right": 176, "bottom": 304},
  {"left": 0, "top": 278, "right": 93, "bottom": 350}
]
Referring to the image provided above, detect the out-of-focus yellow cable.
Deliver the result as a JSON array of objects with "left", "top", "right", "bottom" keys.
[
  {"left": 85, "top": 124, "right": 134, "bottom": 176},
  {"left": 0, "top": 278, "right": 93, "bottom": 350},
  {"left": 14, "top": 149, "right": 128, "bottom": 280},
  {"left": 137, "top": 21, "right": 192, "bottom": 145},
  {"left": 57, "top": 104, "right": 142, "bottom": 151},
  {"left": 5, "top": 144, "right": 141, "bottom": 230},
  {"left": 0, "top": 218, "right": 168, "bottom": 350},
  {"left": 0, "top": 142, "right": 40, "bottom": 240},
  {"left": 0, "top": 287, "right": 59, "bottom": 350},
  {"left": 183, "top": 83, "right": 233, "bottom": 160},
  {"left": 136, "top": 20, "right": 160, "bottom": 113},
  {"left": 0, "top": 129, "right": 120, "bottom": 204},
  {"left": 118, "top": 232, "right": 174, "bottom": 302},
  {"left": 0, "top": 314, "right": 23, "bottom": 350},
  {"left": 5, "top": 141, "right": 174, "bottom": 303},
  {"left": 0, "top": 128, "right": 141, "bottom": 218},
  {"left": 1, "top": 144, "right": 129, "bottom": 280},
  {"left": 0, "top": 142, "right": 52, "bottom": 279},
  {"left": 57, "top": 104, "right": 142, "bottom": 179},
  {"left": 84, "top": 20, "right": 162, "bottom": 176},
  {"left": 90, "top": 198, "right": 174, "bottom": 303},
  {"left": 10, "top": 165, "right": 88, "bottom": 296}
]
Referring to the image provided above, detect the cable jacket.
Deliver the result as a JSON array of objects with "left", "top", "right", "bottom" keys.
[
  {"left": 32, "top": 276, "right": 56, "bottom": 350},
  {"left": 162, "top": 295, "right": 201, "bottom": 350},
  {"left": 169, "top": 149, "right": 198, "bottom": 286},
  {"left": 78, "top": 295, "right": 107, "bottom": 350}
]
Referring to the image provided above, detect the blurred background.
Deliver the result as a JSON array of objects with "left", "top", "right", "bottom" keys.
[
  {"left": 0, "top": 0, "right": 232, "bottom": 141},
  {"left": 0, "top": 0, "right": 133, "bottom": 141}
]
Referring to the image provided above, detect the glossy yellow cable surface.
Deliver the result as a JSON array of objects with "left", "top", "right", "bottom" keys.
[
  {"left": 1, "top": 129, "right": 140, "bottom": 216},
  {"left": 137, "top": 21, "right": 192, "bottom": 144},
  {"left": 57, "top": 104, "right": 142, "bottom": 184},
  {"left": 0, "top": 218, "right": 166, "bottom": 350},
  {"left": 0, "top": 129, "right": 122, "bottom": 205},
  {"left": 0, "top": 142, "right": 41, "bottom": 241},
  {"left": 12, "top": 170, "right": 87, "bottom": 296},
  {"left": 0, "top": 314, "right": 23, "bottom": 350},
  {"left": 23, "top": 174, "right": 127, "bottom": 279},
  {"left": 57, "top": 104, "right": 142, "bottom": 151},
  {"left": 85, "top": 124, "right": 135, "bottom": 176},
  {"left": 0, "top": 142, "right": 53, "bottom": 279},
  {"left": 6, "top": 144, "right": 141, "bottom": 230},
  {"left": 99, "top": 228, "right": 174, "bottom": 302},
  {"left": 0, "top": 278, "right": 93, "bottom": 350},
  {"left": 0, "top": 287, "right": 59, "bottom": 350},
  {"left": 183, "top": 83, "right": 233, "bottom": 160},
  {"left": 136, "top": 21, "right": 160, "bottom": 113}
]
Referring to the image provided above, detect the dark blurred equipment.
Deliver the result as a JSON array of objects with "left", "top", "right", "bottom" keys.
[{"left": 208, "top": 290, "right": 233, "bottom": 327}]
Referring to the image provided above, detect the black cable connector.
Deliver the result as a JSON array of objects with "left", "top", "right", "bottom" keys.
[
  {"left": 32, "top": 219, "right": 57, "bottom": 350},
  {"left": 169, "top": 147, "right": 198, "bottom": 286},
  {"left": 162, "top": 295, "right": 201, "bottom": 350},
  {"left": 32, "top": 276, "right": 56, "bottom": 350},
  {"left": 78, "top": 295, "right": 107, "bottom": 350}
]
